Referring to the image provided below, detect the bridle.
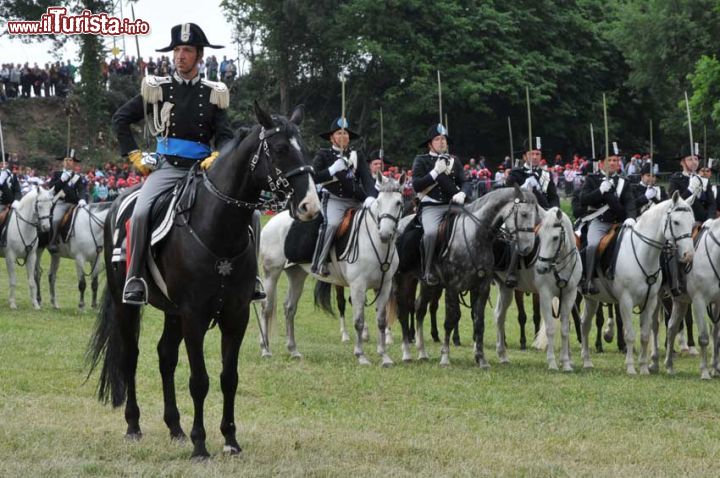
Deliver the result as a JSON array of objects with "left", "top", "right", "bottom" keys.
[
  {"left": 201, "top": 124, "right": 314, "bottom": 215},
  {"left": 536, "top": 216, "right": 579, "bottom": 318},
  {"left": 12, "top": 187, "right": 51, "bottom": 266}
]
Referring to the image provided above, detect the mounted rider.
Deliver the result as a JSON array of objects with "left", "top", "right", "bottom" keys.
[
  {"left": 47, "top": 149, "right": 88, "bottom": 253},
  {"left": 311, "top": 117, "right": 377, "bottom": 276},
  {"left": 668, "top": 145, "right": 715, "bottom": 224},
  {"left": 111, "top": 23, "right": 235, "bottom": 305},
  {"left": 0, "top": 156, "right": 21, "bottom": 247},
  {"left": 504, "top": 137, "right": 559, "bottom": 287},
  {"left": 698, "top": 164, "right": 720, "bottom": 218},
  {"left": 411, "top": 123, "right": 466, "bottom": 286},
  {"left": 632, "top": 162, "right": 668, "bottom": 215},
  {"left": 578, "top": 148, "right": 637, "bottom": 294}
]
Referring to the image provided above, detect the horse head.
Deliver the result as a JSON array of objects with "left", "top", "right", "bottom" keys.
[
  {"left": 35, "top": 187, "right": 54, "bottom": 233},
  {"left": 508, "top": 185, "right": 539, "bottom": 256},
  {"left": 535, "top": 207, "right": 571, "bottom": 275},
  {"left": 372, "top": 172, "right": 404, "bottom": 244},
  {"left": 254, "top": 101, "right": 320, "bottom": 222},
  {"left": 665, "top": 191, "right": 695, "bottom": 264}
]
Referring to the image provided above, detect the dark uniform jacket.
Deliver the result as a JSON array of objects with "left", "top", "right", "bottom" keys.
[
  {"left": 579, "top": 172, "right": 636, "bottom": 223},
  {"left": 0, "top": 173, "right": 22, "bottom": 205},
  {"left": 506, "top": 165, "right": 560, "bottom": 209},
  {"left": 411, "top": 153, "right": 465, "bottom": 205},
  {"left": 111, "top": 74, "right": 234, "bottom": 160},
  {"left": 48, "top": 170, "right": 88, "bottom": 204},
  {"left": 631, "top": 182, "right": 668, "bottom": 214},
  {"left": 668, "top": 172, "right": 715, "bottom": 222},
  {"left": 312, "top": 147, "right": 377, "bottom": 201}
]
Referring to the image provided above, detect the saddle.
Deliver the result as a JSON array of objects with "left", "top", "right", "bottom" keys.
[
  {"left": 394, "top": 207, "right": 460, "bottom": 274},
  {"left": 283, "top": 208, "right": 358, "bottom": 264},
  {"left": 578, "top": 223, "right": 625, "bottom": 279},
  {"left": 111, "top": 169, "right": 199, "bottom": 265},
  {"left": 0, "top": 206, "right": 11, "bottom": 244},
  {"left": 58, "top": 205, "right": 78, "bottom": 243}
]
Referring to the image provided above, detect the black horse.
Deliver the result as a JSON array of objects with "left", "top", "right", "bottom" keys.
[{"left": 87, "top": 103, "right": 320, "bottom": 459}]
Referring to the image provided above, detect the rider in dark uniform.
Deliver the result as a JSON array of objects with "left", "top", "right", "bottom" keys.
[
  {"left": 411, "top": 123, "right": 465, "bottom": 286},
  {"left": 579, "top": 151, "right": 637, "bottom": 294},
  {"left": 47, "top": 149, "right": 88, "bottom": 253},
  {"left": 0, "top": 158, "right": 22, "bottom": 247},
  {"left": 699, "top": 165, "right": 720, "bottom": 218},
  {"left": 632, "top": 162, "right": 668, "bottom": 215},
  {"left": 111, "top": 23, "right": 234, "bottom": 304},
  {"left": 504, "top": 137, "right": 560, "bottom": 287},
  {"left": 668, "top": 146, "right": 715, "bottom": 224},
  {"left": 311, "top": 118, "right": 377, "bottom": 276}
]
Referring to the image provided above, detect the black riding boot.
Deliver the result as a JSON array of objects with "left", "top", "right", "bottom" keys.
[
  {"left": 123, "top": 219, "right": 150, "bottom": 305},
  {"left": 505, "top": 245, "right": 519, "bottom": 288},
  {"left": 422, "top": 234, "right": 439, "bottom": 286},
  {"left": 668, "top": 253, "right": 682, "bottom": 297},
  {"left": 582, "top": 246, "right": 599, "bottom": 295},
  {"left": 250, "top": 211, "right": 266, "bottom": 301}
]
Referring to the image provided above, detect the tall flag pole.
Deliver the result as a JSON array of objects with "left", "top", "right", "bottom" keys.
[
  {"left": 649, "top": 119, "right": 654, "bottom": 176},
  {"left": 437, "top": 70, "right": 443, "bottom": 126},
  {"left": 0, "top": 119, "right": 6, "bottom": 169},
  {"left": 684, "top": 91, "right": 696, "bottom": 161},
  {"left": 508, "top": 117, "right": 515, "bottom": 166},
  {"left": 379, "top": 107, "right": 384, "bottom": 160},
  {"left": 590, "top": 123, "right": 597, "bottom": 173},
  {"left": 526, "top": 86, "right": 532, "bottom": 152},
  {"left": 603, "top": 93, "right": 610, "bottom": 175},
  {"left": 341, "top": 75, "right": 346, "bottom": 125}
]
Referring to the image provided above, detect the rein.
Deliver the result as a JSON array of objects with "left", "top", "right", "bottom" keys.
[{"left": 536, "top": 219, "right": 579, "bottom": 318}]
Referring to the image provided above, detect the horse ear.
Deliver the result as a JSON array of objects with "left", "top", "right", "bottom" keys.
[
  {"left": 253, "top": 100, "right": 274, "bottom": 130},
  {"left": 289, "top": 104, "right": 304, "bottom": 126},
  {"left": 399, "top": 173, "right": 406, "bottom": 185},
  {"left": 513, "top": 183, "right": 522, "bottom": 199},
  {"left": 376, "top": 171, "right": 384, "bottom": 183},
  {"left": 672, "top": 190, "right": 679, "bottom": 203},
  {"left": 555, "top": 208, "right": 562, "bottom": 220}
]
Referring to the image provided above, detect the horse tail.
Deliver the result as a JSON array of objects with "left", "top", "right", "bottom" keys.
[
  {"left": 313, "top": 281, "right": 334, "bottom": 316},
  {"left": 532, "top": 317, "right": 548, "bottom": 350}
]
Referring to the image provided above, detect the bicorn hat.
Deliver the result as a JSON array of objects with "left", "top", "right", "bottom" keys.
[{"left": 156, "top": 23, "right": 224, "bottom": 52}]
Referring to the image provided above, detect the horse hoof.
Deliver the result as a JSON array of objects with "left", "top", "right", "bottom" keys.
[
  {"left": 290, "top": 352, "right": 303, "bottom": 360},
  {"left": 170, "top": 431, "right": 188, "bottom": 442},
  {"left": 431, "top": 335, "right": 440, "bottom": 343},
  {"left": 548, "top": 362, "right": 559, "bottom": 371},
  {"left": 640, "top": 366, "right": 650, "bottom": 376},
  {"left": 402, "top": 355, "right": 412, "bottom": 363},
  {"left": 648, "top": 363, "right": 659, "bottom": 374},
  {"left": 125, "top": 432, "right": 143, "bottom": 441},
  {"left": 358, "top": 356, "right": 371, "bottom": 366},
  {"left": 476, "top": 359, "right": 490, "bottom": 369},
  {"left": 341, "top": 334, "right": 350, "bottom": 343},
  {"left": 562, "top": 364, "right": 574, "bottom": 373},
  {"left": 33, "top": 304, "right": 41, "bottom": 311},
  {"left": 666, "top": 367, "right": 676, "bottom": 376},
  {"left": 595, "top": 345, "right": 604, "bottom": 354},
  {"left": 627, "top": 366, "right": 637, "bottom": 376},
  {"left": 191, "top": 453, "right": 211, "bottom": 462},
  {"left": 439, "top": 356, "right": 450, "bottom": 367},
  {"left": 261, "top": 351, "right": 273, "bottom": 359},
  {"left": 381, "top": 358, "right": 394, "bottom": 368},
  {"left": 499, "top": 357, "right": 510, "bottom": 365},
  {"left": 583, "top": 361, "right": 593, "bottom": 369},
  {"left": 701, "top": 370, "right": 711, "bottom": 380},
  {"left": 9, "top": 303, "right": 17, "bottom": 310},
  {"left": 688, "top": 346, "right": 699, "bottom": 357},
  {"left": 223, "top": 444, "right": 242, "bottom": 455},
  {"left": 418, "top": 352, "right": 429, "bottom": 361},
  {"left": 453, "top": 338, "right": 461, "bottom": 347},
  {"left": 520, "top": 343, "right": 527, "bottom": 351}
]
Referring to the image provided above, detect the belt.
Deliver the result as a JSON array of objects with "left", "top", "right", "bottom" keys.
[{"left": 163, "top": 155, "right": 198, "bottom": 169}]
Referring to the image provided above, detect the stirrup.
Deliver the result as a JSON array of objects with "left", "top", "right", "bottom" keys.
[
  {"left": 123, "top": 277, "right": 148, "bottom": 305},
  {"left": 252, "top": 276, "right": 266, "bottom": 302}
]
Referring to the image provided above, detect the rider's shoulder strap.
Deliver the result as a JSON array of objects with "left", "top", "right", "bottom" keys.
[
  {"left": 141, "top": 75, "right": 172, "bottom": 104},
  {"left": 200, "top": 79, "right": 230, "bottom": 109}
]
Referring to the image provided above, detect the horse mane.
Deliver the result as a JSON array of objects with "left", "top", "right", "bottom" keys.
[
  {"left": 465, "top": 187, "right": 538, "bottom": 235},
  {"left": 19, "top": 185, "right": 39, "bottom": 206}
]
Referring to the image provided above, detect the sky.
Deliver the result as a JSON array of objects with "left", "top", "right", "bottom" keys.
[{"left": 0, "top": 0, "right": 246, "bottom": 70}]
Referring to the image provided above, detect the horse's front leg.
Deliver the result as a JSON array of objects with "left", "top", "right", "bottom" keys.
[
  {"left": 664, "top": 299, "right": 687, "bottom": 375},
  {"left": 536, "top": 286, "right": 558, "bottom": 371},
  {"left": 618, "top": 295, "right": 637, "bottom": 375},
  {"left": 415, "top": 285, "right": 431, "bottom": 361},
  {"left": 218, "top": 306, "right": 250, "bottom": 455},
  {"left": 283, "top": 267, "right": 307, "bottom": 359},
  {"left": 692, "top": 295, "right": 711, "bottom": 380},
  {"left": 350, "top": 282, "right": 371, "bottom": 365},
  {"left": 158, "top": 314, "right": 186, "bottom": 440},
  {"left": 638, "top": 294, "right": 659, "bottom": 375},
  {"left": 494, "top": 284, "right": 514, "bottom": 364},
  {"left": 374, "top": 281, "right": 394, "bottom": 368},
  {"left": 25, "top": 250, "right": 41, "bottom": 310},
  {"left": 336, "top": 285, "right": 350, "bottom": 343},
  {"left": 515, "top": 289, "right": 528, "bottom": 349},
  {"left": 395, "top": 275, "right": 415, "bottom": 362},
  {"left": 259, "top": 265, "right": 282, "bottom": 358},
  {"left": 6, "top": 255, "right": 18, "bottom": 309},
  {"left": 48, "top": 253, "right": 61, "bottom": 309},
  {"left": 183, "top": 318, "right": 211, "bottom": 459},
  {"left": 603, "top": 301, "right": 615, "bottom": 344},
  {"left": 471, "top": 284, "right": 491, "bottom": 368},
  {"left": 559, "top": 288, "right": 577, "bottom": 372},
  {"left": 580, "top": 296, "right": 599, "bottom": 369},
  {"left": 649, "top": 302, "right": 661, "bottom": 373}
]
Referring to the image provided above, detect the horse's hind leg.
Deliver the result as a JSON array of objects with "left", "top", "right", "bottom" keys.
[
  {"left": 594, "top": 304, "right": 604, "bottom": 352},
  {"left": 532, "top": 292, "right": 541, "bottom": 339},
  {"left": 90, "top": 257, "right": 102, "bottom": 309},
  {"left": 6, "top": 255, "right": 18, "bottom": 309},
  {"left": 34, "top": 251, "right": 43, "bottom": 306},
  {"left": 415, "top": 284, "right": 431, "bottom": 360},
  {"left": 350, "top": 282, "right": 371, "bottom": 365},
  {"left": 396, "top": 275, "right": 416, "bottom": 362},
  {"left": 440, "top": 290, "right": 461, "bottom": 367},
  {"left": 649, "top": 303, "right": 661, "bottom": 373},
  {"left": 374, "top": 283, "right": 394, "bottom": 368},
  {"left": 471, "top": 285, "right": 491, "bottom": 368},
  {"left": 494, "top": 285, "right": 514, "bottom": 364},
  {"left": 336, "top": 285, "right": 350, "bottom": 342},
  {"left": 692, "top": 296, "right": 711, "bottom": 380},
  {"left": 119, "top": 304, "right": 143, "bottom": 439},
  {"left": 617, "top": 296, "right": 637, "bottom": 375},
  {"left": 284, "top": 267, "right": 307, "bottom": 359},
  {"left": 580, "top": 297, "right": 599, "bottom": 369},
  {"left": 515, "top": 290, "right": 528, "bottom": 349},
  {"left": 259, "top": 265, "right": 282, "bottom": 358},
  {"left": 25, "top": 251, "right": 41, "bottom": 310},
  {"left": 48, "top": 253, "right": 61, "bottom": 309},
  {"left": 158, "top": 314, "right": 186, "bottom": 440},
  {"left": 218, "top": 307, "right": 249, "bottom": 455},
  {"left": 665, "top": 299, "right": 687, "bottom": 375},
  {"left": 75, "top": 257, "right": 87, "bottom": 310}
]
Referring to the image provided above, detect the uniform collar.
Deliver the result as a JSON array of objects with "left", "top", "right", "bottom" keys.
[
  {"left": 173, "top": 71, "right": 200, "bottom": 85},
  {"left": 331, "top": 145, "right": 347, "bottom": 154}
]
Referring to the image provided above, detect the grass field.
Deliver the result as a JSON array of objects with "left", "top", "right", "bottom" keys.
[{"left": 1, "top": 250, "right": 719, "bottom": 477}]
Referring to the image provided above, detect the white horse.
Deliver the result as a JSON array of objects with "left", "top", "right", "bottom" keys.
[
  {"left": 39, "top": 203, "right": 111, "bottom": 310},
  {"left": 0, "top": 186, "right": 53, "bottom": 309},
  {"left": 494, "top": 207, "right": 581, "bottom": 371},
  {"left": 580, "top": 193, "right": 695, "bottom": 375},
  {"left": 662, "top": 218, "right": 720, "bottom": 379},
  {"left": 259, "top": 174, "right": 404, "bottom": 366}
]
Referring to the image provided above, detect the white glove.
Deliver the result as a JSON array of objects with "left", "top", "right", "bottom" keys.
[
  {"left": 644, "top": 187, "right": 656, "bottom": 200},
  {"left": 522, "top": 176, "right": 540, "bottom": 191},
  {"left": 11, "top": 200, "right": 20, "bottom": 209},
  {"left": 451, "top": 191, "right": 466, "bottom": 204},
  {"left": 445, "top": 156, "right": 455, "bottom": 175},
  {"left": 78, "top": 199, "right": 87, "bottom": 207},
  {"left": 433, "top": 157, "right": 447, "bottom": 176},
  {"left": 141, "top": 152, "right": 158, "bottom": 170},
  {"left": 363, "top": 196, "right": 376, "bottom": 209},
  {"left": 328, "top": 156, "right": 348, "bottom": 176},
  {"left": 60, "top": 170, "right": 71, "bottom": 182},
  {"left": 0, "top": 170, "right": 8, "bottom": 184},
  {"left": 348, "top": 150, "right": 358, "bottom": 171},
  {"left": 599, "top": 180, "right": 613, "bottom": 194}
]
